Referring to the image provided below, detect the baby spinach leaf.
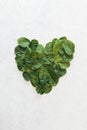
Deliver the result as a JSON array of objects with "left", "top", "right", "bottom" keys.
[
  {"left": 58, "top": 62, "right": 70, "bottom": 69},
  {"left": 45, "top": 42, "right": 53, "bottom": 54},
  {"left": 23, "top": 72, "right": 30, "bottom": 81},
  {"left": 18, "top": 37, "right": 30, "bottom": 48}
]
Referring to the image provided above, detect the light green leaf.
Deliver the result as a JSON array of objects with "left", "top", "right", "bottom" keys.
[
  {"left": 18, "top": 37, "right": 30, "bottom": 48},
  {"left": 58, "top": 62, "right": 70, "bottom": 69}
]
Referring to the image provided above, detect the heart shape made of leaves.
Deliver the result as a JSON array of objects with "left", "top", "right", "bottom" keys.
[{"left": 15, "top": 37, "right": 75, "bottom": 94}]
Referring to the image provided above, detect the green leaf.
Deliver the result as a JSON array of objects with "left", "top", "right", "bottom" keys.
[
  {"left": 62, "top": 40, "right": 75, "bottom": 55},
  {"left": 45, "top": 42, "right": 53, "bottom": 54},
  {"left": 23, "top": 72, "right": 30, "bottom": 81},
  {"left": 52, "top": 40, "right": 60, "bottom": 55},
  {"left": 17, "top": 64, "right": 23, "bottom": 71},
  {"left": 44, "top": 84, "right": 52, "bottom": 93},
  {"left": 53, "top": 64, "right": 67, "bottom": 77},
  {"left": 63, "top": 54, "right": 73, "bottom": 62},
  {"left": 54, "top": 54, "right": 62, "bottom": 63},
  {"left": 36, "top": 44, "right": 44, "bottom": 54},
  {"left": 58, "top": 62, "right": 70, "bottom": 69},
  {"left": 30, "top": 39, "right": 39, "bottom": 50},
  {"left": 15, "top": 46, "right": 26, "bottom": 56},
  {"left": 17, "top": 37, "right": 30, "bottom": 48},
  {"left": 59, "top": 36, "right": 67, "bottom": 40},
  {"left": 31, "top": 63, "right": 42, "bottom": 69}
]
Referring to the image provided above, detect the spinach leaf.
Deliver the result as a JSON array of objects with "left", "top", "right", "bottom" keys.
[{"left": 18, "top": 37, "right": 30, "bottom": 48}]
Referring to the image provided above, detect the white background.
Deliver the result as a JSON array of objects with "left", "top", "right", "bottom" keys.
[{"left": 0, "top": 0, "right": 87, "bottom": 130}]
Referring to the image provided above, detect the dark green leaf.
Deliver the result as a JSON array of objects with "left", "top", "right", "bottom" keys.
[{"left": 23, "top": 72, "right": 30, "bottom": 81}]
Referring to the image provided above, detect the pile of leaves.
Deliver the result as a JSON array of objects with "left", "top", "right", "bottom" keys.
[{"left": 14, "top": 37, "right": 75, "bottom": 94}]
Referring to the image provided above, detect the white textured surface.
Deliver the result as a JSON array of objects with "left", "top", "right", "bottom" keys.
[{"left": 0, "top": 0, "right": 87, "bottom": 130}]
